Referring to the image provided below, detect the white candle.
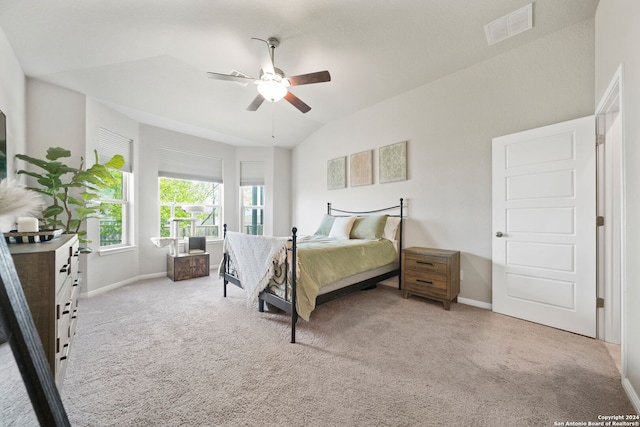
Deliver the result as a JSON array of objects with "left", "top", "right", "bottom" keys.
[{"left": 17, "top": 217, "right": 39, "bottom": 232}]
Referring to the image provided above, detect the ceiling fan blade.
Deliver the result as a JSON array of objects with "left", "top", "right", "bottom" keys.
[
  {"left": 247, "top": 94, "right": 265, "bottom": 111},
  {"left": 207, "top": 72, "right": 255, "bottom": 83},
  {"left": 287, "top": 71, "right": 331, "bottom": 87},
  {"left": 284, "top": 91, "right": 311, "bottom": 113}
]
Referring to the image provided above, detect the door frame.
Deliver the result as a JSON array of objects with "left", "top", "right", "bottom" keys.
[{"left": 595, "top": 64, "right": 625, "bottom": 350}]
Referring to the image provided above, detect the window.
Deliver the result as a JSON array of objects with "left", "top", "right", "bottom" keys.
[
  {"left": 99, "top": 170, "right": 129, "bottom": 247},
  {"left": 98, "top": 128, "right": 132, "bottom": 248},
  {"left": 157, "top": 148, "right": 224, "bottom": 239},
  {"left": 241, "top": 185, "right": 264, "bottom": 235},
  {"left": 240, "top": 161, "right": 264, "bottom": 236},
  {"left": 159, "top": 177, "right": 222, "bottom": 238}
]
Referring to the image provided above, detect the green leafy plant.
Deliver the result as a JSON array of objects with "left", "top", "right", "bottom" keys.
[{"left": 15, "top": 146, "right": 124, "bottom": 242}]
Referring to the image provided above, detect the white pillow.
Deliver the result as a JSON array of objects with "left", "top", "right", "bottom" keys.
[
  {"left": 328, "top": 216, "right": 356, "bottom": 240},
  {"left": 383, "top": 217, "right": 401, "bottom": 241}
]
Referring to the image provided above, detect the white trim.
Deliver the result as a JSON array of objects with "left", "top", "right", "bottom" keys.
[
  {"left": 595, "top": 64, "right": 627, "bottom": 374},
  {"left": 623, "top": 378, "right": 640, "bottom": 414},
  {"left": 82, "top": 264, "right": 220, "bottom": 298},
  {"left": 458, "top": 297, "right": 492, "bottom": 310},
  {"left": 380, "top": 280, "right": 493, "bottom": 310},
  {"left": 83, "top": 272, "right": 167, "bottom": 297},
  {"left": 98, "top": 244, "right": 137, "bottom": 256}
]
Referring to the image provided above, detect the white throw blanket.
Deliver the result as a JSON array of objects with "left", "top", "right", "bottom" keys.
[{"left": 223, "top": 232, "right": 290, "bottom": 305}]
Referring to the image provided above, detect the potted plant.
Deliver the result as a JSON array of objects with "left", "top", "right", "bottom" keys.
[{"left": 15, "top": 146, "right": 124, "bottom": 243}]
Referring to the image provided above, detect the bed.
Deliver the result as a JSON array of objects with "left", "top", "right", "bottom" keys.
[{"left": 221, "top": 199, "right": 404, "bottom": 343}]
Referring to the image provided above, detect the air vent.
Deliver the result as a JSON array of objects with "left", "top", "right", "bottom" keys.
[
  {"left": 484, "top": 3, "right": 533, "bottom": 46},
  {"left": 230, "top": 69, "right": 251, "bottom": 87}
]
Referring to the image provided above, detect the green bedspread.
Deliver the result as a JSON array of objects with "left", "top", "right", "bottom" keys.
[{"left": 292, "top": 236, "right": 398, "bottom": 321}]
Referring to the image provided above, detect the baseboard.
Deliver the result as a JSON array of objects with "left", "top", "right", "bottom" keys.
[
  {"left": 379, "top": 279, "right": 401, "bottom": 288},
  {"left": 457, "top": 297, "right": 492, "bottom": 310},
  {"left": 83, "top": 264, "right": 221, "bottom": 298},
  {"left": 84, "top": 272, "right": 167, "bottom": 298},
  {"left": 622, "top": 377, "right": 640, "bottom": 414},
  {"left": 380, "top": 281, "right": 492, "bottom": 310}
]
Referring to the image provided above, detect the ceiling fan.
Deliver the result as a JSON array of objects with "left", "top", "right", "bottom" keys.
[{"left": 207, "top": 37, "right": 331, "bottom": 114}]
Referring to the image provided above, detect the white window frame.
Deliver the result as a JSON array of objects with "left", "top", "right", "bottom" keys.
[
  {"left": 239, "top": 161, "right": 265, "bottom": 236},
  {"left": 99, "top": 170, "right": 131, "bottom": 249},
  {"left": 97, "top": 128, "right": 133, "bottom": 250},
  {"left": 158, "top": 177, "right": 223, "bottom": 241},
  {"left": 240, "top": 185, "right": 264, "bottom": 236}
]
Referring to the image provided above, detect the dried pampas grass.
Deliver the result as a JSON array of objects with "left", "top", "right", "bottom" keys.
[{"left": 0, "top": 178, "right": 44, "bottom": 219}]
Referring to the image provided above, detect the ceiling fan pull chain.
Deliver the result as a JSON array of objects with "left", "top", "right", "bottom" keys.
[{"left": 272, "top": 106, "right": 276, "bottom": 139}]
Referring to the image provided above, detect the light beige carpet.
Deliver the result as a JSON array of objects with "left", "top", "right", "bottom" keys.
[{"left": 1, "top": 275, "right": 635, "bottom": 426}]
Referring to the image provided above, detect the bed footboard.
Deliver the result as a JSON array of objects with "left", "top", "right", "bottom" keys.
[
  {"left": 257, "top": 227, "right": 299, "bottom": 343},
  {"left": 222, "top": 225, "right": 300, "bottom": 343}
]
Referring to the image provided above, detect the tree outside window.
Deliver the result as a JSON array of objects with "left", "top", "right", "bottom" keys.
[
  {"left": 98, "top": 169, "right": 129, "bottom": 247},
  {"left": 159, "top": 177, "right": 222, "bottom": 238},
  {"left": 241, "top": 185, "right": 263, "bottom": 235}
]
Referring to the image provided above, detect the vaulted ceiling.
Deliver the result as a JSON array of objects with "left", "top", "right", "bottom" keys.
[{"left": 0, "top": 0, "right": 598, "bottom": 147}]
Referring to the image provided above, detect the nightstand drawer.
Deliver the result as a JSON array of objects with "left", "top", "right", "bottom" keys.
[
  {"left": 404, "top": 254, "right": 448, "bottom": 274},
  {"left": 404, "top": 271, "right": 448, "bottom": 294}
]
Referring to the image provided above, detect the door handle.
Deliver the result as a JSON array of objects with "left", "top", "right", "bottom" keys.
[{"left": 496, "top": 231, "right": 504, "bottom": 238}]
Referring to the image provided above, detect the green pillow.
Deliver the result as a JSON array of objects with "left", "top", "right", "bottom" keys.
[
  {"left": 314, "top": 215, "right": 336, "bottom": 236},
  {"left": 349, "top": 215, "right": 388, "bottom": 239}
]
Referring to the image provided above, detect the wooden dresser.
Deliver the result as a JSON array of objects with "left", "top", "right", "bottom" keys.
[
  {"left": 167, "top": 253, "right": 210, "bottom": 281},
  {"left": 401, "top": 246, "right": 460, "bottom": 310},
  {"left": 8, "top": 234, "right": 80, "bottom": 388}
]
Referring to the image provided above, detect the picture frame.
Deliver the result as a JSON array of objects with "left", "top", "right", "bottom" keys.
[
  {"left": 349, "top": 150, "right": 373, "bottom": 187},
  {"left": 327, "top": 156, "right": 347, "bottom": 190},
  {"left": 379, "top": 140, "right": 407, "bottom": 183}
]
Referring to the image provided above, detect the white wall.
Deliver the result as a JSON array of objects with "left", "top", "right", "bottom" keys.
[
  {"left": 235, "top": 146, "right": 291, "bottom": 237},
  {"left": 0, "top": 29, "right": 25, "bottom": 170},
  {"left": 292, "top": 19, "right": 595, "bottom": 304},
  {"left": 0, "top": 25, "right": 26, "bottom": 231},
  {"left": 26, "top": 79, "right": 86, "bottom": 163},
  {"left": 595, "top": 0, "right": 640, "bottom": 412},
  {"left": 22, "top": 82, "right": 290, "bottom": 294},
  {"left": 84, "top": 99, "right": 141, "bottom": 294},
  {"left": 137, "top": 125, "right": 238, "bottom": 277},
  {"left": 272, "top": 147, "right": 291, "bottom": 237}
]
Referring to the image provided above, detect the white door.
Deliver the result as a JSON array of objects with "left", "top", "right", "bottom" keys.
[{"left": 492, "top": 116, "right": 596, "bottom": 337}]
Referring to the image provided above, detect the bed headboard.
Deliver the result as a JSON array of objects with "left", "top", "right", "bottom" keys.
[
  {"left": 326, "top": 198, "right": 404, "bottom": 289},
  {"left": 327, "top": 198, "right": 404, "bottom": 218}
]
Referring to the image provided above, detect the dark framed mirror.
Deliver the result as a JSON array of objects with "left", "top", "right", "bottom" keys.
[
  {"left": 0, "top": 109, "right": 5, "bottom": 345},
  {"left": 0, "top": 109, "right": 6, "bottom": 180}
]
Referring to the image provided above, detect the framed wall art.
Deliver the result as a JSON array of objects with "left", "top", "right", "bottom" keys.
[
  {"left": 327, "top": 156, "right": 346, "bottom": 190},
  {"left": 349, "top": 150, "right": 373, "bottom": 187},
  {"left": 379, "top": 140, "right": 407, "bottom": 183}
]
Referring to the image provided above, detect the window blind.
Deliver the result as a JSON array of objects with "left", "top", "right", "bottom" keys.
[
  {"left": 158, "top": 148, "right": 223, "bottom": 183},
  {"left": 98, "top": 128, "right": 132, "bottom": 172},
  {"left": 240, "top": 161, "right": 264, "bottom": 186}
]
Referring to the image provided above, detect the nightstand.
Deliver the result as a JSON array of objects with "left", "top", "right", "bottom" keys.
[{"left": 401, "top": 247, "right": 460, "bottom": 310}]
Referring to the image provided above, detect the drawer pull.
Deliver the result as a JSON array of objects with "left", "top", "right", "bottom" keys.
[
  {"left": 60, "top": 264, "right": 69, "bottom": 273},
  {"left": 416, "top": 279, "right": 433, "bottom": 284},
  {"left": 62, "top": 301, "right": 71, "bottom": 315},
  {"left": 416, "top": 261, "right": 434, "bottom": 266}
]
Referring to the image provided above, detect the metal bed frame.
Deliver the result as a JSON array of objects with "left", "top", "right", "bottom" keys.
[{"left": 222, "top": 198, "right": 404, "bottom": 343}]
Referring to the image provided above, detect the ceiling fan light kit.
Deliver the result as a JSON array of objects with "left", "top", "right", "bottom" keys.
[
  {"left": 207, "top": 37, "right": 331, "bottom": 113},
  {"left": 257, "top": 71, "right": 290, "bottom": 102}
]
